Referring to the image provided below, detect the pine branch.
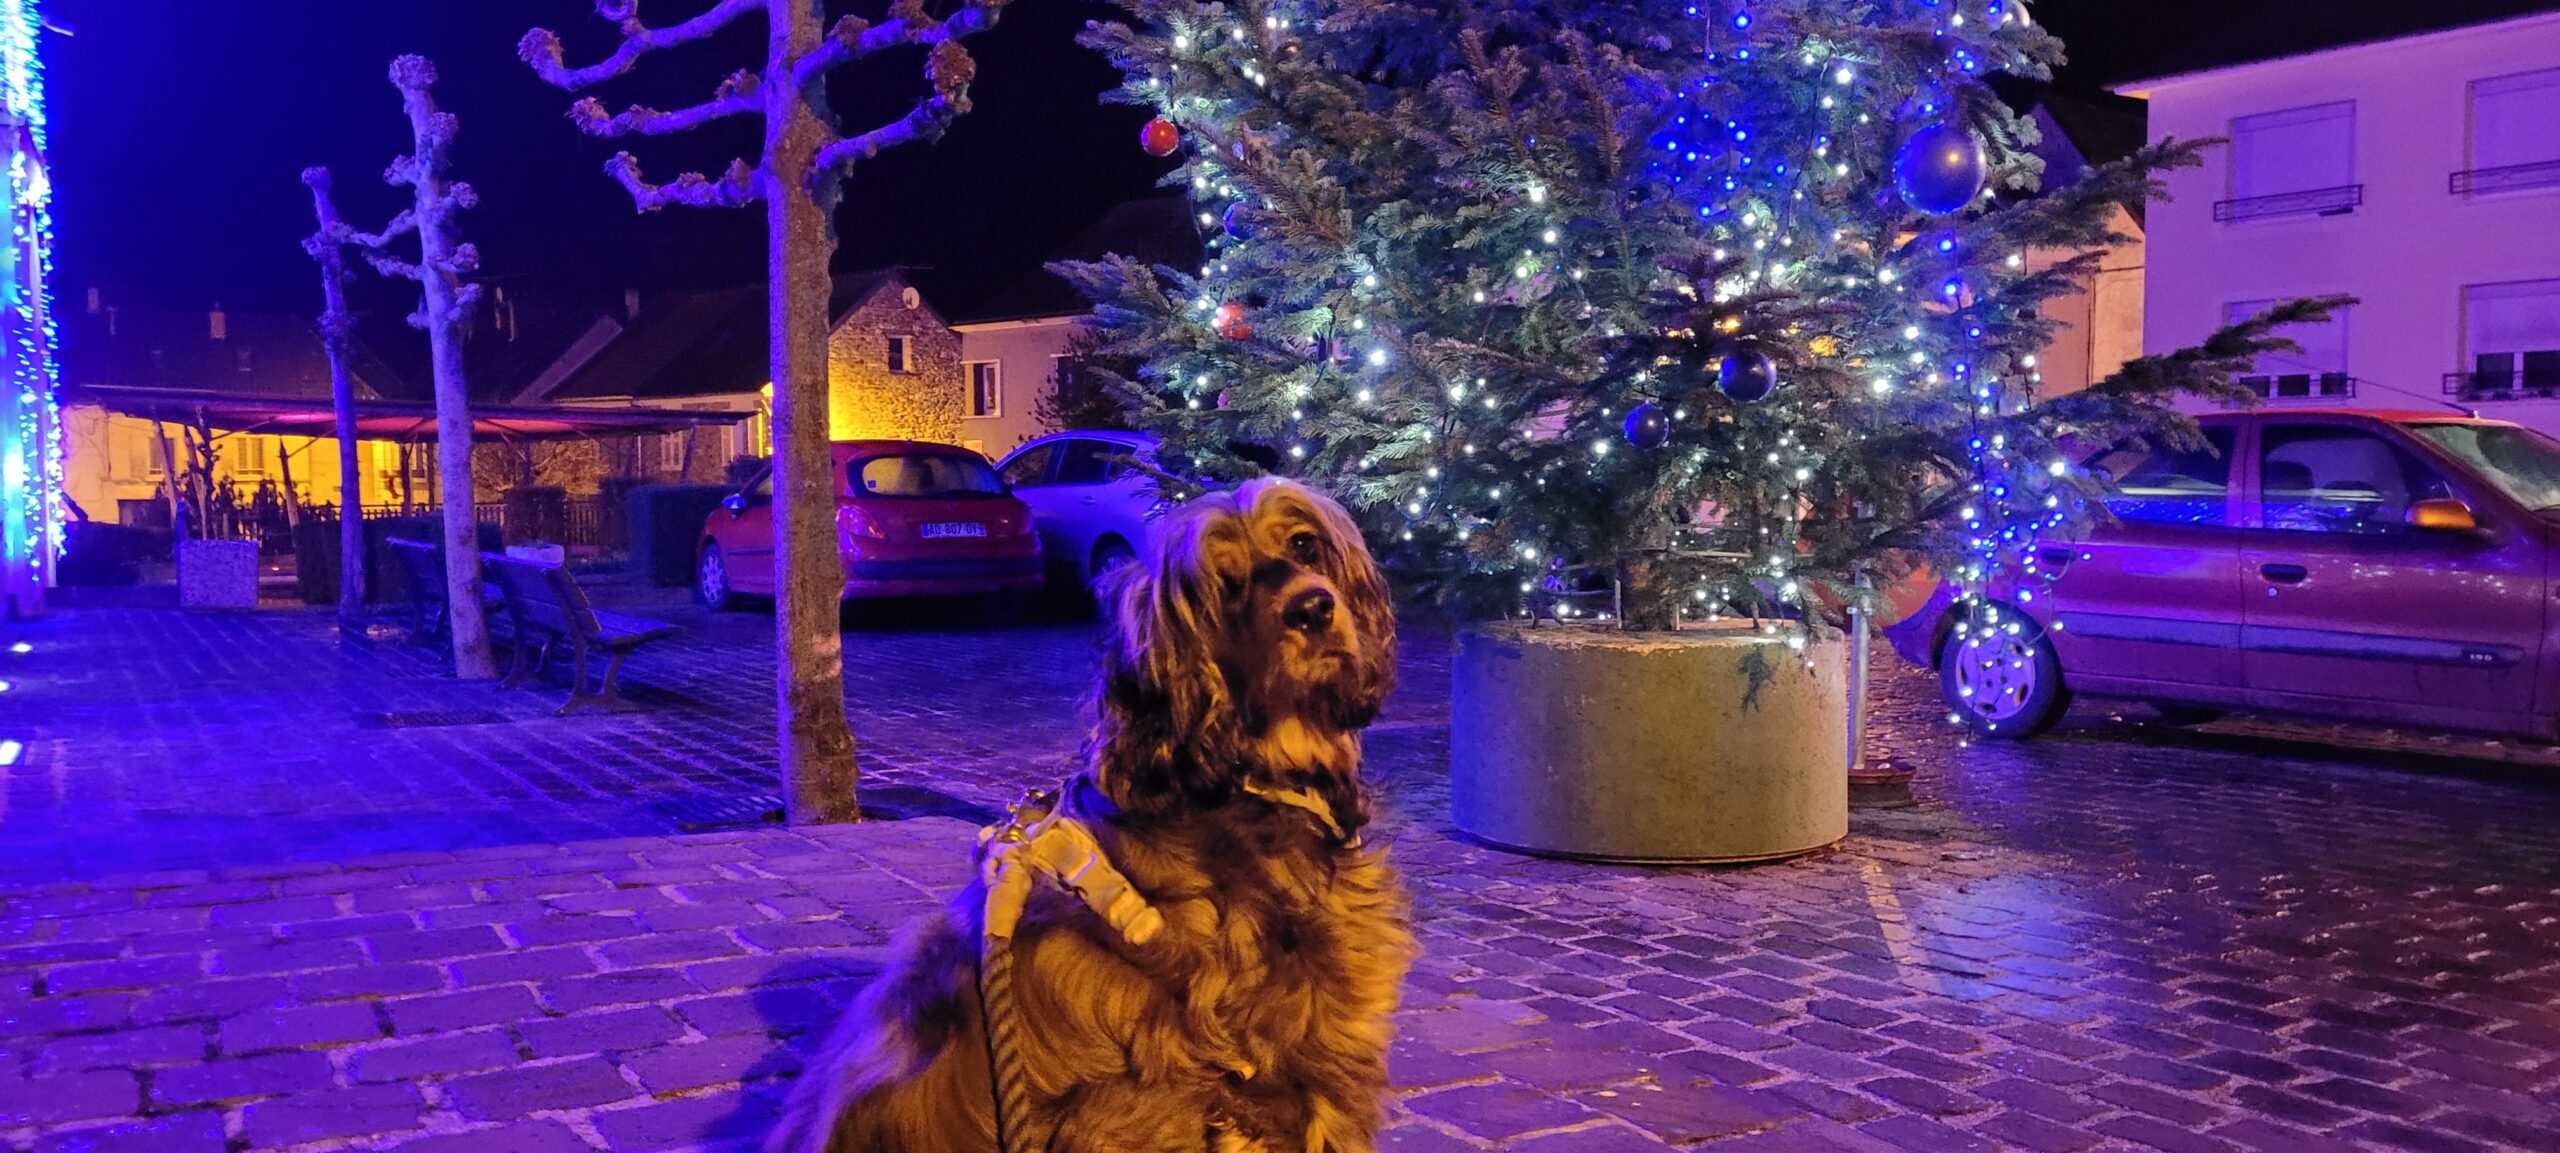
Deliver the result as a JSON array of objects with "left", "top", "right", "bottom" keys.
[
  {"left": 520, "top": 0, "right": 766, "bottom": 92},
  {"left": 567, "top": 70, "right": 759, "bottom": 138},
  {"left": 795, "top": 0, "right": 1009, "bottom": 89},
  {"left": 605, "top": 151, "right": 761, "bottom": 211}
]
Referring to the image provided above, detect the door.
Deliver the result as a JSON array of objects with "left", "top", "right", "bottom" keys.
[
  {"left": 2240, "top": 421, "right": 2545, "bottom": 723},
  {"left": 998, "top": 441, "right": 1066, "bottom": 567},
  {"left": 722, "top": 470, "right": 777, "bottom": 594},
  {"left": 2049, "top": 425, "right": 2247, "bottom": 690}
]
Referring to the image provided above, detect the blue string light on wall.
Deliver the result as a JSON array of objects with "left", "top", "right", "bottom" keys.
[{"left": 0, "top": 0, "right": 57, "bottom": 619}]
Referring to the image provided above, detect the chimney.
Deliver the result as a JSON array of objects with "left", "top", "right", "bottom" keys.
[
  {"left": 209, "top": 302, "right": 228, "bottom": 341},
  {"left": 624, "top": 287, "right": 642, "bottom": 320},
  {"left": 83, "top": 286, "right": 97, "bottom": 314},
  {"left": 105, "top": 304, "right": 118, "bottom": 337}
]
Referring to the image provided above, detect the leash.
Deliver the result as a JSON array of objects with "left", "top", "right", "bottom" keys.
[
  {"left": 971, "top": 780, "right": 1351, "bottom": 1152},
  {"left": 976, "top": 786, "right": 1165, "bottom": 1153}
]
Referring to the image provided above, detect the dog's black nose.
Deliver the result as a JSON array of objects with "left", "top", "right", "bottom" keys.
[{"left": 1284, "top": 587, "right": 1336, "bottom": 634}]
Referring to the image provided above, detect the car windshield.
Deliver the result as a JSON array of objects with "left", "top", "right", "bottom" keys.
[
  {"left": 2407, "top": 423, "right": 2560, "bottom": 512},
  {"left": 852, "top": 453, "right": 1006, "bottom": 499}
]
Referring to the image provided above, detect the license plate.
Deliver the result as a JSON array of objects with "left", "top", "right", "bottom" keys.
[{"left": 920, "top": 522, "right": 987, "bottom": 539}]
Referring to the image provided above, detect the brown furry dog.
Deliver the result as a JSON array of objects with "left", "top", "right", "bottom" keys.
[{"left": 768, "top": 478, "right": 1415, "bottom": 1153}]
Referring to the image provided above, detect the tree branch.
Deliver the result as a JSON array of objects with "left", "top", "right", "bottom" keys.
[
  {"left": 606, "top": 151, "right": 761, "bottom": 211},
  {"left": 567, "top": 69, "right": 760, "bottom": 138},
  {"left": 344, "top": 209, "right": 419, "bottom": 251},
  {"left": 810, "top": 39, "right": 977, "bottom": 178},
  {"left": 521, "top": 0, "right": 766, "bottom": 91},
  {"left": 795, "top": 0, "right": 1007, "bottom": 89}
]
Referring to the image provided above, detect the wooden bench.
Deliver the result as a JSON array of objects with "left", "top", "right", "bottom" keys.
[
  {"left": 387, "top": 537, "right": 470, "bottom": 643},
  {"left": 480, "top": 552, "right": 680, "bottom": 713}
]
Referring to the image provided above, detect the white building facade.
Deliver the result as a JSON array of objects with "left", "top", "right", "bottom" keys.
[{"left": 2123, "top": 12, "right": 2560, "bottom": 428}]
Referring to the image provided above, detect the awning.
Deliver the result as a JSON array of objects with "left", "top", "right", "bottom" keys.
[{"left": 65, "top": 385, "right": 747, "bottom": 443}]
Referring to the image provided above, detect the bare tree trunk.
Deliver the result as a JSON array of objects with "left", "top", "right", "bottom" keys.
[
  {"left": 303, "top": 168, "right": 370, "bottom": 624},
  {"left": 398, "top": 444, "right": 415, "bottom": 515},
  {"left": 277, "top": 446, "right": 303, "bottom": 528},
  {"left": 767, "top": 1, "right": 858, "bottom": 823},
  {"left": 155, "top": 424, "right": 184, "bottom": 540}
]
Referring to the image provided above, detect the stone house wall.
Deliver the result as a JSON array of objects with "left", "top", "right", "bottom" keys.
[{"left": 826, "top": 282, "right": 964, "bottom": 444}]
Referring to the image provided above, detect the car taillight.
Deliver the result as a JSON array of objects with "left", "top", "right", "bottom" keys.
[{"left": 840, "top": 508, "right": 889, "bottom": 540}]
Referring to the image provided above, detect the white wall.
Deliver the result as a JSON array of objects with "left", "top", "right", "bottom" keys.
[
  {"left": 954, "top": 317, "right": 1082, "bottom": 457},
  {"left": 2129, "top": 13, "right": 2560, "bottom": 430}
]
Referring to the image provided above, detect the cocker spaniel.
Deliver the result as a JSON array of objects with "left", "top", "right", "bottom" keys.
[{"left": 769, "top": 478, "right": 1414, "bottom": 1153}]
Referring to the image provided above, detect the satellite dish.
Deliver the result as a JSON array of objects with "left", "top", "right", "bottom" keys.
[{"left": 901, "top": 287, "right": 921, "bottom": 310}]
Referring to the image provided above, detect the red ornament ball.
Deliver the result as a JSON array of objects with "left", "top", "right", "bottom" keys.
[
  {"left": 1214, "top": 302, "right": 1254, "bottom": 341},
  {"left": 1140, "top": 117, "right": 1181, "bottom": 157}
]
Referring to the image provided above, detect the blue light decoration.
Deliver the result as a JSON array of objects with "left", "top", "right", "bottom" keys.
[
  {"left": 1892, "top": 120, "right": 1988, "bottom": 215},
  {"left": 0, "top": 0, "right": 56, "bottom": 620}
]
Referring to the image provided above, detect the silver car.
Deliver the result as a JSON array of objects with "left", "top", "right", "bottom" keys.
[{"left": 996, "top": 431, "right": 1163, "bottom": 600}]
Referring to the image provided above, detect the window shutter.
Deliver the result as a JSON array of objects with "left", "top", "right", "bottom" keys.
[
  {"left": 2473, "top": 69, "right": 2560, "bottom": 171},
  {"left": 2231, "top": 102, "right": 2355, "bottom": 198}
]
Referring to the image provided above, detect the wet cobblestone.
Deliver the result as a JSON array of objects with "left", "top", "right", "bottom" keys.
[{"left": 2, "top": 593, "right": 2558, "bottom": 1150}]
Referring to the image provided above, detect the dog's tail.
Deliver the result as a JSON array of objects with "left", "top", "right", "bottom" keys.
[{"left": 765, "top": 909, "right": 993, "bottom": 1153}]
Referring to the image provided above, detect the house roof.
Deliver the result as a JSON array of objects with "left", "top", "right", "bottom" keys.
[
  {"left": 2112, "top": 6, "right": 2560, "bottom": 94},
  {"left": 951, "top": 194, "right": 1206, "bottom": 324},
  {"left": 539, "top": 269, "right": 927, "bottom": 403},
  {"left": 62, "top": 307, "right": 406, "bottom": 402}
]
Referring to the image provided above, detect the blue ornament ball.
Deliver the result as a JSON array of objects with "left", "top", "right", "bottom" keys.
[
  {"left": 1715, "top": 341, "right": 1778, "bottom": 403},
  {"left": 1221, "top": 202, "right": 1257, "bottom": 241},
  {"left": 1622, "top": 402, "right": 1670, "bottom": 450},
  {"left": 1893, "top": 121, "right": 1988, "bottom": 216}
]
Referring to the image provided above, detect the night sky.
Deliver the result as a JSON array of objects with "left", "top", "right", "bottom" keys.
[{"left": 44, "top": 0, "right": 2560, "bottom": 323}]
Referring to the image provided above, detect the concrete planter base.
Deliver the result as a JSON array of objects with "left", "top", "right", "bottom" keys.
[{"left": 1450, "top": 622, "right": 1849, "bottom": 864}]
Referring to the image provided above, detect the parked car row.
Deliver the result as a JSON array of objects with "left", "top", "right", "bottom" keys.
[
  {"left": 693, "top": 431, "right": 1161, "bottom": 616},
  {"left": 1886, "top": 409, "right": 2560, "bottom": 742}
]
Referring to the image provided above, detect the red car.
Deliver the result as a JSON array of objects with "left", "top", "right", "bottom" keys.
[
  {"left": 1887, "top": 409, "right": 2560, "bottom": 740},
  {"left": 695, "top": 441, "right": 1043, "bottom": 610}
]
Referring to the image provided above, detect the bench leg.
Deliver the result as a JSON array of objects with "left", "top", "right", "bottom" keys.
[
  {"left": 557, "top": 634, "right": 598, "bottom": 715},
  {"left": 590, "top": 647, "right": 639, "bottom": 711},
  {"left": 499, "top": 630, "right": 532, "bottom": 689}
]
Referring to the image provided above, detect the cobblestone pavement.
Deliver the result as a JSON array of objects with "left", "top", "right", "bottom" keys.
[{"left": 3, "top": 591, "right": 2559, "bottom": 1152}]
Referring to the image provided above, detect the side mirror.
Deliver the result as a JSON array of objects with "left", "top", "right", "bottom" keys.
[
  {"left": 2406, "top": 498, "right": 2477, "bottom": 533},
  {"left": 721, "top": 493, "right": 747, "bottom": 517}
]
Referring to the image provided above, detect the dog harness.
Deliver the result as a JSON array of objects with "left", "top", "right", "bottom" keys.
[{"left": 972, "top": 779, "right": 1352, "bottom": 1153}]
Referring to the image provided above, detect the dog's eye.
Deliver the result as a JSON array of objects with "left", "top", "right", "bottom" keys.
[{"left": 1289, "top": 531, "right": 1322, "bottom": 563}]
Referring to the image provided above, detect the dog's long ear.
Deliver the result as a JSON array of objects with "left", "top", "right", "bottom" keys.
[
  {"left": 1090, "top": 495, "right": 1247, "bottom": 817},
  {"left": 1288, "top": 481, "right": 1399, "bottom": 720}
]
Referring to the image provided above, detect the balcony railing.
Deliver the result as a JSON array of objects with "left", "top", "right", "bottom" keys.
[
  {"left": 2213, "top": 184, "right": 2363, "bottom": 222},
  {"left": 2241, "top": 373, "right": 2355, "bottom": 401},
  {"left": 2449, "top": 158, "right": 2560, "bottom": 196},
  {"left": 2445, "top": 359, "right": 2560, "bottom": 401}
]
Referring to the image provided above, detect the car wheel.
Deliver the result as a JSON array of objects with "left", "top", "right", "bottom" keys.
[
  {"left": 696, "top": 543, "right": 734, "bottom": 611},
  {"left": 2150, "top": 704, "right": 2226, "bottom": 728},
  {"left": 1938, "top": 616, "right": 2069, "bottom": 739},
  {"left": 1088, "top": 539, "right": 1138, "bottom": 606}
]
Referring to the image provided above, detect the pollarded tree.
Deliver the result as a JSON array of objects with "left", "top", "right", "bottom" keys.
[
  {"left": 522, "top": 0, "right": 1011, "bottom": 824},
  {"left": 301, "top": 168, "right": 370, "bottom": 629},
  {"left": 1063, "top": 0, "right": 2335, "bottom": 637},
  {"left": 323, "top": 57, "right": 497, "bottom": 679}
]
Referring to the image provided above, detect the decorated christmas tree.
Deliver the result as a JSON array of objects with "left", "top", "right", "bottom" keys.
[{"left": 1062, "top": 0, "right": 2332, "bottom": 635}]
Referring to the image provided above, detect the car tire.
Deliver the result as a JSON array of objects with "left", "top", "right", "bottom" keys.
[
  {"left": 2150, "top": 704, "right": 2226, "bottom": 728},
  {"left": 696, "top": 543, "right": 734, "bottom": 611},
  {"left": 1088, "top": 539, "right": 1138, "bottom": 608},
  {"left": 1938, "top": 615, "right": 2069, "bottom": 740}
]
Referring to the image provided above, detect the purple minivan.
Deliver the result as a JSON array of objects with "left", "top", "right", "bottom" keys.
[{"left": 1885, "top": 409, "right": 2560, "bottom": 740}]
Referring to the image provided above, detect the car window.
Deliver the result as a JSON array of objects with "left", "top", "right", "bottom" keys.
[
  {"left": 852, "top": 453, "right": 1007, "bottom": 499},
  {"left": 2407, "top": 423, "right": 2560, "bottom": 512},
  {"left": 746, "top": 471, "right": 772, "bottom": 502},
  {"left": 999, "top": 443, "right": 1056, "bottom": 490},
  {"left": 1054, "top": 439, "right": 1124, "bottom": 486},
  {"left": 2259, "top": 426, "right": 2453, "bottom": 535},
  {"left": 2089, "top": 427, "right": 2235, "bottom": 525}
]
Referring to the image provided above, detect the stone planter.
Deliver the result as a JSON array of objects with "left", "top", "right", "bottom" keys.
[
  {"left": 176, "top": 539, "right": 260, "bottom": 611},
  {"left": 1450, "top": 622, "right": 1849, "bottom": 864}
]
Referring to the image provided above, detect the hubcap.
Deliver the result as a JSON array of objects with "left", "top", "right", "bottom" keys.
[
  {"left": 1951, "top": 631, "right": 2039, "bottom": 723},
  {"left": 700, "top": 550, "right": 726, "bottom": 601}
]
